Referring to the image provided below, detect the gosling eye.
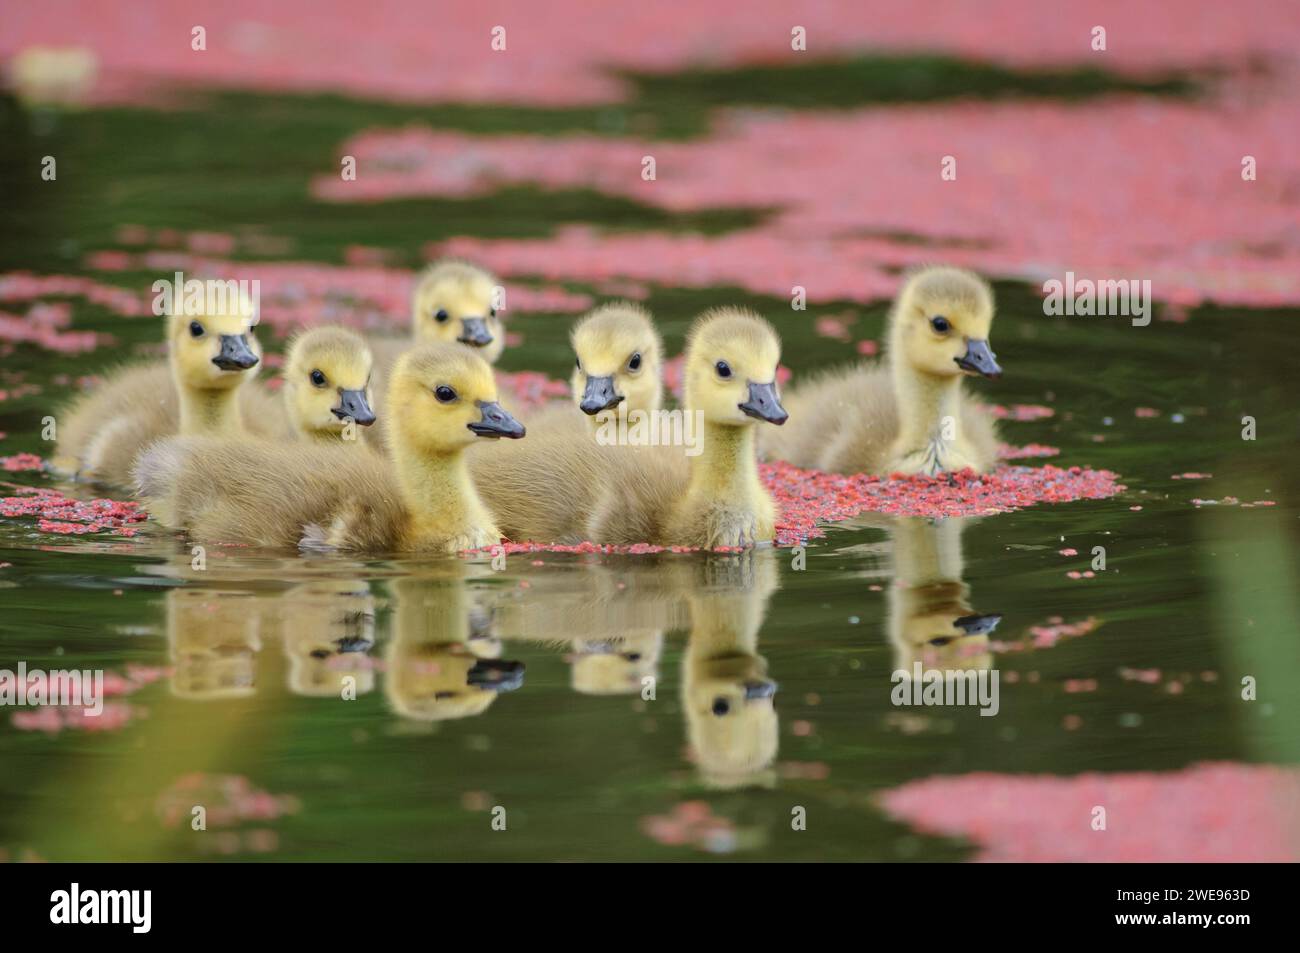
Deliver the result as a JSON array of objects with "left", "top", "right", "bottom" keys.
[
  {"left": 628, "top": 352, "right": 642, "bottom": 372},
  {"left": 489, "top": 307, "right": 497, "bottom": 318},
  {"left": 715, "top": 360, "right": 732, "bottom": 379},
  {"left": 188, "top": 321, "right": 205, "bottom": 338},
  {"left": 711, "top": 697, "right": 731, "bottom": 717},
  {"left": 309, "top": 369, "right": 327, "bottom": 388},
  {"left": 575, "top": 357, "right": 582, "bottom": 371},
  {"left": 930, "top": 316, "right": 951, "bottom": 334},
  {"left": 434, "top": 385, "right": 458, "bottom": 403},
  {"left": 434, "top": 309, "right": 450, "bottom": 323}
]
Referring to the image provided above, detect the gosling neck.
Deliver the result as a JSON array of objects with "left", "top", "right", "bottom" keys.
[
  {"left": 891, "top": 360, "right": 964, "bottom": 454},
  {"left": 688, "top": 419, "right": 760, "bottom": 502},
  {"left": 390, "top": 436, "right": 494, "bottom": 546},
  {"left": 175, "top": 374, "right": 244, "bottom": 436}
]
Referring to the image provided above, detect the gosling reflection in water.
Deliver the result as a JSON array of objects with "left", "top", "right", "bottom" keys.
[
  {"left": 679, "top": 551, "right": 781, "bottom": 790},
  {"left": 167, "top": 587, "right": 263, "bottom": 700},
  {"left": 277, "top": 579, "right": 377, "bottom": 698},
  {"left": 385, "top": 572, "right": 525, "bottom": 722},
  {"left": 888, "top": 517, "right": 1001, "bottom": 674},
  {"left": 165, "top": 578, "right": 379, "bottom": 700},
  {"left": 491, "top": 562, "right": 685, "bottom": 696}
]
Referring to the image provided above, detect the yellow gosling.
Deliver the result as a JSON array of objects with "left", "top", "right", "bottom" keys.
[
  {"left": 570, "top": 301, "right": 663, "bottom": 421},
  {"left": 133, "top": 343, "right": 524, "bottom": 554},
  {"left": 763, "top": 265, "right": 1002, "bottom": 476},
  {"left": 52, "top": 301, "right": 264, "bottom": 488},
  {"left": 279, "top": 327, "right": 376, "bottom": 440},
  {"left": 475, "top": 307, "right": 787, "bottom": 550}
]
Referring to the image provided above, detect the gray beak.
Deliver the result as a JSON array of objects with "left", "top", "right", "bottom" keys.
[
  {"left": 468, "top": 400, "right": 526, "bottom": 439},
  {"left": 954, "top": 613, "right": 1003, "bottom": 636},
  {"left": 332, "top": 389, "right": 375, "bottom": 426},
  {"left": 955, "top": 339, "right": 1002, "bottom": 379},
  {"left": 466, "top": 658, "right": 525, "bottom": 693},
  {"left": 579, "top": 375, "right": 623, "bottom": 415},
  {"left": 738, "top": 380, "right": 788, "bottom": 425},
  {"left": 468, "top": 607, "right": 495, "bottom": 641},
  {"left": 743, "top": 679, "right": 779, "bottom": 701},
  {"left": 213, "top": 334, "right": 259, "bottom": 371},
  {"left": 458, "top": 317, "right": 494, "bottom": 347}
]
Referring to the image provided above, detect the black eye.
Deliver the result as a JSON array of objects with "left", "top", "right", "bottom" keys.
[
  {"left": 931, "top": 316, "right": 951, "bottom": 333},
  {"left": 189, "top": 321, "right": 204, "bottom": 338},
  {"left": 489, "top": 307, "right": 497, "bottom": 318},
  {"left": 575, "top": 357, "right": 582, "bottom": 370},
  {"left": 711, "top": 697, "right": 731, "bottom": 717},
  {"left": 435, "top": 309, "right": 450, "bottom": 323},
  {"left": 628, "top": 352, "right": 642, "bottom": 371},
  {"left": 434, "top": 385, "right": 457, "bottom": 403},
  {"left": 310, "top": 369, "right": 327, "bottom": 387},
  {"left": 715, "top": 360, "right": 732, "bottom": 379}
]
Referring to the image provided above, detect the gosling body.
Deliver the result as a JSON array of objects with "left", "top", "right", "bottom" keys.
[
  {"left": 764, "top": 266, "right": 1002, "bottom": 476},
  {"left": 135, "top": 343, "right": 524, "bottom": 554}
]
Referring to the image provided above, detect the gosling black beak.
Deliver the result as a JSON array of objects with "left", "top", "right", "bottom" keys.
[
  {"left": 955, "top": 339, "right": 1001, "bottom": 379},
  {"left": 579, "top": 375, "right": 623, "bottom": 415},
  {"left": 468, "top": 400, "right": 526, "bottom": 439},
  {"left": 458, "top": 317, "right": 494, "bottom": 347},
  {"left": 466, "top": 658, "right": 525, "bottom": 693},
  {"left": 743, "top": 679, "right": 778, "bottom": 701},
  {"left": 332, "top": 389, "right": 376, "bottom": 426},
  {"left": 212, "top": 334, "right": 259, "bottom": 371},
  {"left": 739, "top": 380, "right": 788, "bottom": 425},
  {"left": 954, "top": 613, "right": 1003, "bottom": 636},
  {"left": 332, "top": 635, "right": 374, "bottom": 654}
]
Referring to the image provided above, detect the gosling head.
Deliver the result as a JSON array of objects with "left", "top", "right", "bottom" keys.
[
  {"left": 167, "top": 296, "right": 261, "bottom": 391},
  {"left": 683, "top": 307, "right": 788, "bottom": 427},
  {"left": 892, "top": 581, "right": 1000, "bottom": 673},
  {"left": 388, "top": 342, "right": 525, "bottom": 455},
  {"left": 570, "top": 302, "right": 663, "bottom": 418},
  {"left": 890, "top": 266, "right": 1001, "bottom": 380},
  {"left": 685, "top": 655, "right": 779, "bottom": 790},
  {"left": 281, "top": 327, "right": 376, "bottom": 438},
  {"left": 410, "top": 259, "right": 503, "bottom": 363}
]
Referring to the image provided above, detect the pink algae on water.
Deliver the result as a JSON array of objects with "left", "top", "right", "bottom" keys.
[
  {"left": 1, "top": 454, "right": 45, "bottom": 472},
  {"left": 879, "top": 762, "right": 1300, "bottom": 861},
  {"left": 0, "top": 484, "right": 148, "bottom": 537},
  {"left": 763, "top": 462, "right": 1124, "bottom": 545}
]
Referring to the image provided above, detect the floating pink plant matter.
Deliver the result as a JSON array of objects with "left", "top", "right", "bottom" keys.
[
  {"left": 763, "top": 462, "right": 1124, "bottom": 543},
  {"left": 984, "top": 404, "right": 1055, "bottom": 422},
  {"left": 5, "top": 1, "right": 1298, "bottom": 106},
  {"left": 11, "top": 702, "right": 142, "bottom": 734},
  {"left": 155, "top": 773, "right": 301, "bottom": 831},
  {"left": 496, "top": 370, "right": 570, "bottom": 411},
  {"left": 0, "top": 273, "right": 149, "bottom": 318},
  {"left": 641, "top": 801, "right": 750, "bottom": 854},
  {"left": 997, "top": 443, "right": 1060, "bottom": 460},
  {"left": 344, "top": 86, "right": 1300, "bottom": 308},
  {"left": 0, "top": 302, "right": 112, "bottom": 354},
  {"left": 879, "top": 762, "right": 1300, "bottom": 862},
  {"left": 1, "top": 454, "right": 44, "bottom": 472},
  {"left": 64, "top": 255, "right": 592, "bottom": 336},
  {"left": 0, "top": 485, "right": 147, "bottom": 537}
]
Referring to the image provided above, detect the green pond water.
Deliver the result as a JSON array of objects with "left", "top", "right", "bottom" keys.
[{"left": 1, "top": 76, "right": 1298, "bottom": 861}]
